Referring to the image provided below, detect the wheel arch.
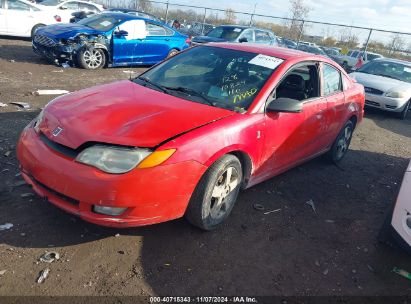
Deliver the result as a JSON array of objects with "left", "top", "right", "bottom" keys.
[
  {"left": 203, "top": 148, "right": 254, "bottom": 189},
  {"left": 31, "top": 23, "right": 46, "bottom": 37}
]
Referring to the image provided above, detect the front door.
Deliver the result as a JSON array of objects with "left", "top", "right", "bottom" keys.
[
  {"left": 112, "top": 19, "right": 146, "bottom": 66},
  {"left": 256, "top": 62, "right": 329, "bottom": 180},
  {"left": 5, "top": 0, "right": 33, "bottom": 36}
]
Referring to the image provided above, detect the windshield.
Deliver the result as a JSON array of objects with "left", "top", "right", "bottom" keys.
[
  {"left": 358, "top": 60, "right": 411, "bottom": 83},
  {"left": 134, "top": 46, "right": 282, "bottom": 112},
  {"left": 77, "top": 14, "right": 124, "bottom": 31},
  {"left": 324, "top": 48, "right": 339, "bottom": 56},
  {"left": 207, "top": 26, "right": 244, "bottom": 41},
  {"left": 39, "top": 0, "right": 61, "bottom": 6}
]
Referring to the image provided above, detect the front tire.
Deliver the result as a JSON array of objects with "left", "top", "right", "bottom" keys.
[
  {"left": 327, "top": 120, "right": 354, "bottom": 164},
  {"left": 31, "top": 24, "right": 45, "bottom": 38},
  {"left": 77, "top": 48, "right": 106, "bottom": 69},
  {"left": 185, "top": 154, "right": 243, "bottom": 231}
]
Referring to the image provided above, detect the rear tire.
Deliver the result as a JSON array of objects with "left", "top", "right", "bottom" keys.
[
  {"left": 398, "top": 100, "right": 410, "bottom": 120},
  {"left": 185, "top": 154, "right": 243, "bottom": 231},
  {"left": 77, "top": 48, "right": 106, "bottom": 70},
  {"left": 327, "top": 120, "right": 354, "bottom": 164},
  {"left": 31, "top": 24, "right": 45, "bottom": 38},
  {"left": 167, "top": 49, "right": 179, "bottom": 58}
]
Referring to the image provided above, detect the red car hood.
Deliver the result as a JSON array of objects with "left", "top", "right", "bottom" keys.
[{"left": 40, "top": 80, "right": 234, "bottom": 149}]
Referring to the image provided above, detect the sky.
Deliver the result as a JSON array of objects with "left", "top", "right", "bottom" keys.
[{"left": 163, "top": 0, "right": 411, "bottom": 44}]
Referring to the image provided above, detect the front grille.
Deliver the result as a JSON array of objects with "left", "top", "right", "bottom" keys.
[
  {"left": 365, "top": 100, "right": 380, "bottom": 107},
  {"left": 364, "top": 87, "right": 384, "bottom": 95},
  {"left": 32, "top": 176, "right": 79, "bottom": 207},
  {"left": 34, "top": 35, "right": 57, "bottom": 47},
  {"left": 39, "top": 132, "right": 78, "bottom": 158}
]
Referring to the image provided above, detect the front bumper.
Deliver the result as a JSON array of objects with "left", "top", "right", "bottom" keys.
[
  {"left": 391, "top": 170, "right": 411, "bottom": 250},
  {"left": 33, "top": 41, "right": 75, "bottom": 65},
  {"left": 17, "top": 122, "right": 207, "bottom": 228},
  {"left": 364, "top": 93, "right": 409, "bottom": 112}
]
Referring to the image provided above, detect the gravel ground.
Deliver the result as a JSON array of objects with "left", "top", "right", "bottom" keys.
[{"left": 0, "top": 37, "right": 410, "bottom": 298}]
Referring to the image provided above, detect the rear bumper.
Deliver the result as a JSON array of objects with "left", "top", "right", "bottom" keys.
[{"left": 17, "top": 122, "right": 207, "bottom": 228}]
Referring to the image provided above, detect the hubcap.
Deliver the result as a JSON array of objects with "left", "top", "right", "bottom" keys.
[
  {"left": 208, "top": 166, "right": 240, "bottom": 220},
  {"left": 336, "top": 126, "right": 352, "bottom": 159},
  {"left": 83, "top": 49, "right": 102, "bottom": 68}
]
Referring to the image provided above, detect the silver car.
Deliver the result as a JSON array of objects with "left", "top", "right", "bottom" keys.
[{"left": 350, "top": 58, "right": 411, "bottom": 119}]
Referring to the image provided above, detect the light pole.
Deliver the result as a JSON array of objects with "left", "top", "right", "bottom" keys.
[{"left": 249, "top": 3, "right": 257, "bottom": 26}]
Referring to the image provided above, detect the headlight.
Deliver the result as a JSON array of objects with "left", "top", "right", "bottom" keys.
[
  {"left": 76, "top": 145, "right": 151, "bottom": 174},
  {"left": 385, "top": 90, "right": 406, "bottom": 98},
  {"left": 34, "top": 109, "right": 45, "bottom": 133}
]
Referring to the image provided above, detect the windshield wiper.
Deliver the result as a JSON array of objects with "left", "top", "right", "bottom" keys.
[
  {"left": 163, "top": 86, "right": 214, "bottom": 106},
  {"left": 135, "top": 76, "right": 168, "bottom": 93}
]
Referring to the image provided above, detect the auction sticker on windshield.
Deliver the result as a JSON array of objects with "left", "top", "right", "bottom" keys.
[{"left": 249, "top": 54, "right": 283, "bottom": 70}]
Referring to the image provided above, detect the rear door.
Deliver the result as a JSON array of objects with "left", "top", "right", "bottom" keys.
[
  {"left": 143, "top": 22, "right": 175, "bottom": 64},
  {"left": 321, "top": 63, "right": 346, "bottom": 145}
]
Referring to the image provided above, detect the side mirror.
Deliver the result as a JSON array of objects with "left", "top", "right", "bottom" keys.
[
  {"left": 239, "top": 37, "right": 248, "bottom": 43},
  {"left": 266, "top": 97, "right": 303, "bottom": 113},
  {"left": 114, "top": 30, "right": 128, "bottom": 37}
]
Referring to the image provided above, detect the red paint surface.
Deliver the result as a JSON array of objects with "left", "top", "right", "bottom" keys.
[{"left": 17, "top": 44, "right": 365, "bottom": 227}]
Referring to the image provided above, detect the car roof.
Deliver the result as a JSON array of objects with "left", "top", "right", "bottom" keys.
[
  {"left": 373, "top": 57, "right": 411, "bottom": 66},
  {"left": 206, "top": 42, "right": 325, "bottom": 61}
]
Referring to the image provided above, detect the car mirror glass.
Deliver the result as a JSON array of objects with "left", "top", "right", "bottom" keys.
[{"left": 266, "top": 97, "right": 303, "bottom": 113}]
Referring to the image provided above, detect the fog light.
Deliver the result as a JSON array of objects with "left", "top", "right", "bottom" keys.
[{"left": 93, "top": 206, "right": 127, "bottom": 216}]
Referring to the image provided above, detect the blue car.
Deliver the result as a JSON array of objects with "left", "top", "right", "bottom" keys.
[{"left": 32, "top": 13, "right": 190, "bottom": 69}]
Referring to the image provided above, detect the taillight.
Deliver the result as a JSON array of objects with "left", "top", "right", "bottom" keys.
[
  {"left": 185, "top": 37, "right": 191, "bottom": 44},
  {"left": 54, "top": 15, "right": 61, "bottom": 22}
]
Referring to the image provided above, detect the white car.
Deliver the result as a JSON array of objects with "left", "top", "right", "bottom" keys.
[
  {"left": 340, "top": 50, "right": 383, "bottom": 70},
  {"left": 380, "top": 160, "right": 411, "bottom": 254},
  {"left": 0, "top": 0, "right": 62, "bottom": 37},
  {"left": 350, "top": 58, "right": 411, "bottom": 119},
  {"left": 38, "top": 0, "right": 104, "bottom": 23}
]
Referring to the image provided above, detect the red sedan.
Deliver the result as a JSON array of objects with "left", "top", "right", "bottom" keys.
[{"left": 17, "top": 43, "right": 365, "bottom": 230}]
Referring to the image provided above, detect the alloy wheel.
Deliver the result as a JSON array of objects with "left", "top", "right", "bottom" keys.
[
  {"left": 336, "top": 125, "right": 352, "bottom": 160},
  {"left": 207, "top": 166, "right": 240, "bottom": 221},
  {"left": 83, "top": 49, "right": 103, "bottom": 69}
]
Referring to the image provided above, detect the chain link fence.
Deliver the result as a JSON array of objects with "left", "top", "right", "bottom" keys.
[{"left": 93, "top": 0, "right": 411, "bottom": 61}]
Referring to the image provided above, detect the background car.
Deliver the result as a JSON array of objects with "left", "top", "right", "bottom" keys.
[
  {"left": 340, "top": 49, "right": 383, "bottom": 71},
  {"left": 350, "top": 58, "right": 411, "bottom": 119},
  {"left": 0, "top": 0, "right": 61, "bottom": 37},
  {"left": 104, "top": 8, "right": 162, "bottom": 22},
  {"left": 32, "top": 13, "right": 190, "bottom": 69},
  {"left": 281, "top": 37, "right": 297, "bottom": 49},
  {"left": 18, "top": 43, "right": 364, "bottom": 230},
  {"left": 191, "top": 25, "right": 277, "bottom": 46},
  {"left": 38, "top": 0, "right": 103, "bottom": 23},
  {"left": 297, "top": 44, "right": 329, "bottom": 57},
  {"left": 380, "top": 160, "right": 411, "bottom": 254},
  {"left": 176, "top": 21, "right": 215, "bottom": 38}
]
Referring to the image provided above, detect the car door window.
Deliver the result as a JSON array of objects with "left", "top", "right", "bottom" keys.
[
  {"left": 240, "top": 29, "right": 254, "bottom": 42},
  {"left": 7, "top": 0, "right": 30, "bottom": 11},
  {"left": 146, "top": 23, "right": 168, "bottom": 36},
  {"left": 255, "top": 30, "right": 271, "bottom": 43},
  {"left": 79, "top": 3, "right": 98, "bottom": 13},
  {"left": 322, "top": 64, "right": 342, "bottom": 96},
  {"left": 63, "top": 1, "right": 79, "bottom": 10},
  {"left": 0, "top": 0, "right": 4, "bottom": 8},
  {"left": 275, "top": 63, "right": 320, "bottom": 101},
  {"left": 118, "top": 19, "right": 147, "bottom": 40}
]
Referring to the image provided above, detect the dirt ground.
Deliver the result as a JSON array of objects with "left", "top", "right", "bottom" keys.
[{"left": 0, "top": 37, "right": 411, "bottom": 298}]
